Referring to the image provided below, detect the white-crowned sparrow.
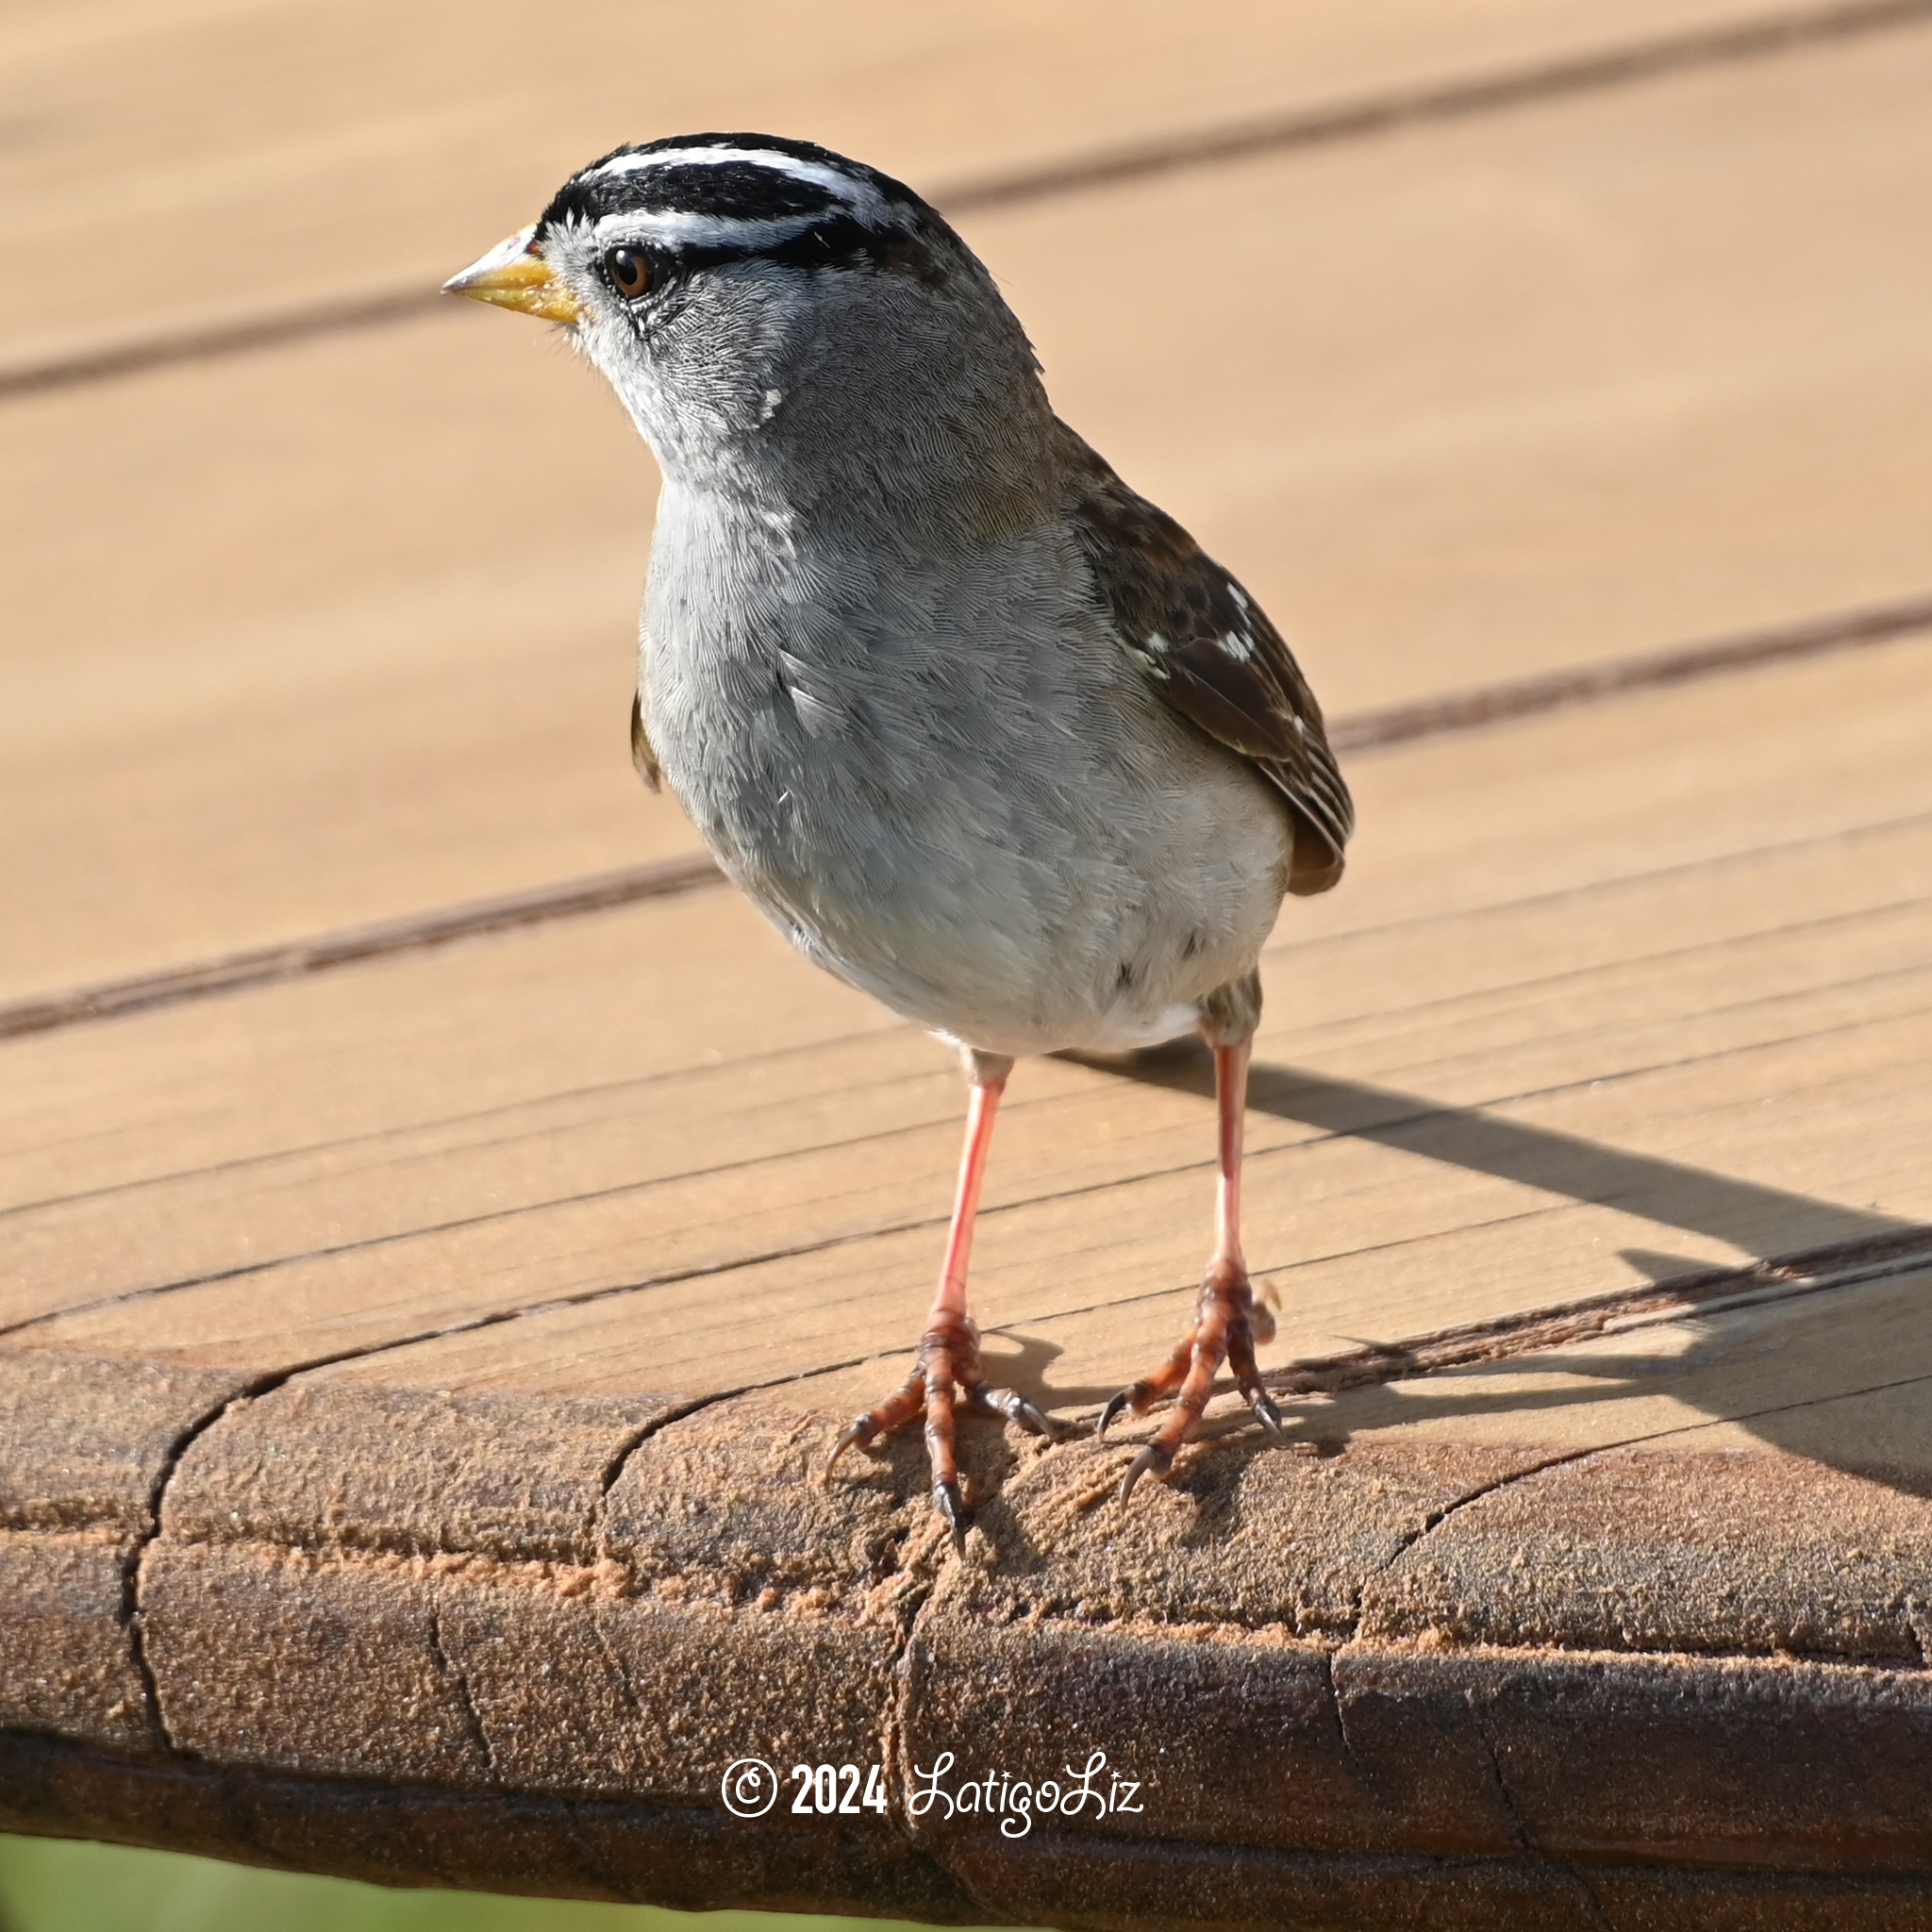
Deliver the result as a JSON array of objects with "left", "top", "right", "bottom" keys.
[{"left": 446, "top": 135, "right": 1354, "bottom": 1536}]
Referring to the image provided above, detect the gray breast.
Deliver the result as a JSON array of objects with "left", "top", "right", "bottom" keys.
[{"left": 641, "top": 494, "right": 1291, "bottom": 1058}]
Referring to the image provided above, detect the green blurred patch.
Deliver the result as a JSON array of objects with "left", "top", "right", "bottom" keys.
[{"left": 0, "top": 1836, "right": 967, "bottom": 1932}]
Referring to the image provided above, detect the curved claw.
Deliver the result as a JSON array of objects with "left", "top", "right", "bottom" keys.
[
  {"left": 823, "top": 1415, "right": 873, "bottom": 1486},
  {"left": 1248, "top": 1391, "right": 1288, "bottom": 1442},
  {"left": 1097, "top": 1391, "right": 1133, "bottom": 1439},
  {"left": 965, "top": 1386, "right": 1058, "bottom": 1439},
  {"left": 934, "top": 1478, "right": 971, "bottom": 1549},
  {"left": 1116, "top": 1442, "right": 1172, "bottom": 1506},
  {"left": 1005, "top": 1393, "right": 1058, "bottom": 1440}
]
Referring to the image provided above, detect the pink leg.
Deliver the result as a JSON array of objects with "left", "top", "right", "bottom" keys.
[
  {"left": 824, "top": 1052, "right": 1053, "bottom": 1541},
  {"left": 1100, "top": 1037, "right": 1285, "bottom": 1501}
]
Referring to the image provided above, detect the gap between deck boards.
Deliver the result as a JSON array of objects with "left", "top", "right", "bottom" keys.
[
  {"left": 3, "top": 0, "right": 1929, "bottom": 403},
  {"left": 4, "top": 596, "right": 1927, "bottom": 1045}
]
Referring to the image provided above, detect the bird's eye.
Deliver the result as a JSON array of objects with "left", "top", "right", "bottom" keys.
[{"left": 607, "top": 247, "right": 650, "bottom": 298}]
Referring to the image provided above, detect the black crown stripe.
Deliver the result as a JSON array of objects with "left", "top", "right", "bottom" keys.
[{"left": 538, "top": 132, "right": 933, "bottom": 242}]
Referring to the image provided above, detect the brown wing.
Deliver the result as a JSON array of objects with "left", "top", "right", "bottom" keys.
[
  {"left": 1063, "top": 431, "right": 1354, "bottom": 894},
  {"left": 630, "top": 691, "right": 662, "bottom": 791}
]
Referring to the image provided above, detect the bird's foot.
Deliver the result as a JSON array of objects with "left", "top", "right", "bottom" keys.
[
  {"left": 1098, "top": 1259, "right": 1284, "bottom": 1502},
  {"left": 823, "top": 1314, "right": 1057, "bottom": 1544}
]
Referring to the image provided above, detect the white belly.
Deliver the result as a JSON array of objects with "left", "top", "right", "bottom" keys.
[{"left": 642, "top": 522, "right": 1291, "bottom": 1058}]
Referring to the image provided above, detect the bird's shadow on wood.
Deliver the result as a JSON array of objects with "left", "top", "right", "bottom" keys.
[{"left": 1008, "top": 1045, "right": 1932, "bottom": 1503}]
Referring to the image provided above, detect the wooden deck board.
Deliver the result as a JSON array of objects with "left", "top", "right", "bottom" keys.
[
  {"left": 8, "top": 11, "right": 1932, "bottom": 997},
  {"left": 7, "top": 5, "right": 1932, "bottom": 1924},
  {"left": 8, "top": 639, "right": 1929, "bottom": 1401}
]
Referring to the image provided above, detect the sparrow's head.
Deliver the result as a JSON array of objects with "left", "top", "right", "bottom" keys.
[{"left": 445, "top": 134, "right": 1044, "bottom": 494}]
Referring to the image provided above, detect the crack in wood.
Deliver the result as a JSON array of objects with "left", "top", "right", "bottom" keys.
[
  {"left": 426, "top": 1604, "right": 498, "bottom": 1785},
  {"left": 1259, "top": 1225, "right": 1932, "bottom": 1408},
  {"left": 881, "top": 1526, "right": 955, "bottom": 1847},
  {"left": 1319, "top": 1356, "right": 1932, "bottom": 1646},
  {"left": 586, "top": 1613, "right": 651, "bottom": 1735},
  {"left": 585, "top": 1389, "right": 743, "bottom": 1550},
  {"left": 558, "top": 1803, "right": 641, "bottom": 1907},
  {"left": 1475, "top": 1716, "right": 1624, "bottom": 1931},
  {"left": 1326, "top": 596, "right": 1932, "bottom": 757},
  {"left": 117, "top": 1363, "right": 717, "bottom": 1760},
  {"left": 1322, "top": 1650, "right": 1375, "bottom": 1796},
  {"left": 0, "top": 855, "right": 725, "bottom": 1044},
  {"left": 0, "top": 289, "right": 446, "bottom": 402},
  {"left": 1479, "top": 1719, "right": 1536, "bottom": 1858},
  {"left": 1573, "top": 1870, "right": 1620, "bottom": 1932},
  {"left": 1358, "top": 1444, "right": 1614, "bottom": 1601},
  {"left": 123, "top": 1371, "right": 287, "bottom": 1753}
]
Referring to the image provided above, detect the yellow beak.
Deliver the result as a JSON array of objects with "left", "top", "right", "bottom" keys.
[{"left": 442, "top": 225, "right": 583, "bottom": 323}]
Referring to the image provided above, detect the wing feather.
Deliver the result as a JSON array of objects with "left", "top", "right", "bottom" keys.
[
  {"left": 1062, "top": 430, "right": 1353, "bottom": 893},
  {"left": 630, "top": 691, "right": 663, "bottom": 791}
]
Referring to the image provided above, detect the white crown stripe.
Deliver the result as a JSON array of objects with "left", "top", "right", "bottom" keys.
[{"left": 589, "top": 208, "right": 830, "bottom": 249}]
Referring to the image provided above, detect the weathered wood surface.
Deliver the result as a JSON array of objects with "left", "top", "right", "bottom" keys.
[{"left": 5, "top": 2, "right": 1932, "bottom": 1927}]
